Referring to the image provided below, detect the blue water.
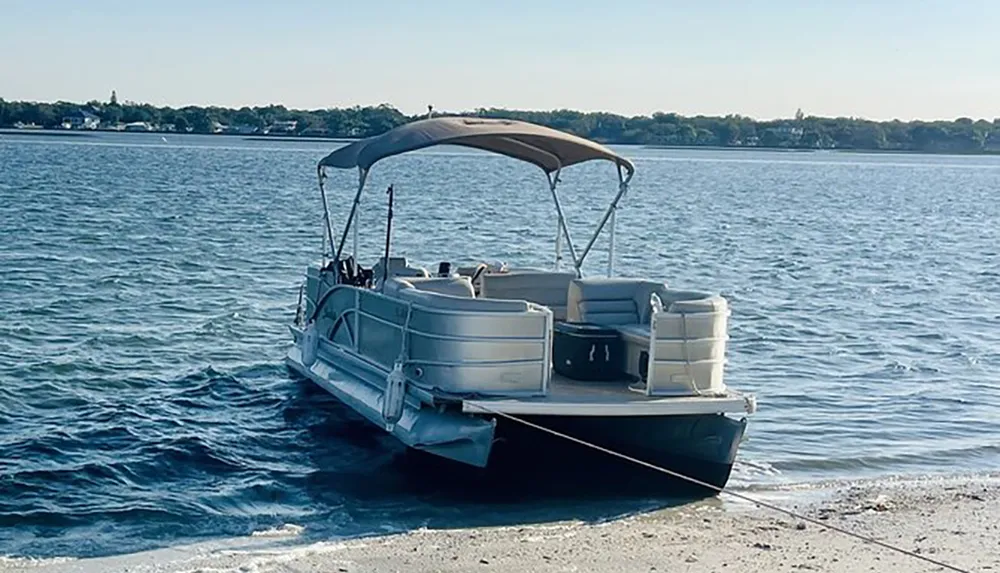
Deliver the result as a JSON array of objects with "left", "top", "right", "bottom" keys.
[{"left": 2, "top": 131, "right": 999, "bottom": 558}]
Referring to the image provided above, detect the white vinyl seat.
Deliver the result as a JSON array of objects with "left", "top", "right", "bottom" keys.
[
  {"left": 384, "top": 277, "right": 532, "bottom": 312},
  {"left": 480, "top": 270, "right": 576, "bottom": 320},
  {"left": 567, "top": 278, "right": 730, "bottom": 396},
  {"left": 566, "top": 277, "right": 671, "bottom": 326},
  {"left": 386, "top": 276, "right": 476, "bottom": 298}
]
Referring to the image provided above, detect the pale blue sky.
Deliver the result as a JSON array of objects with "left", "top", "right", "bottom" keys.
[{"left": 2, "top": 0, "right": 998, "bottom": 120}]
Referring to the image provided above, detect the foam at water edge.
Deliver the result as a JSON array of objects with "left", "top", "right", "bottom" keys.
[
  {"left": 176, "top": 539, "right": 369, "bottom": 573},
  {"left": 249, "top": 523, "right": 305, "bottom": 538},
  {"left": 0, "top": 556, "right": 76, "bottom": 568}
]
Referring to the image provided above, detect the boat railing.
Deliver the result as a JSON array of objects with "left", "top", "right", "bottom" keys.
[{"left": 312, "top": 282, "right": 553, "bottom": 397}]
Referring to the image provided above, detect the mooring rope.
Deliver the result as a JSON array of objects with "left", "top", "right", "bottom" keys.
[{"left": 464, "top": 404, "right": 975, "bottom": 573}]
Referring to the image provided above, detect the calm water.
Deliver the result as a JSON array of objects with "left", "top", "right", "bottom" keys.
[{"left": 1, "top": 131, "right": 998, "bottom": 557}]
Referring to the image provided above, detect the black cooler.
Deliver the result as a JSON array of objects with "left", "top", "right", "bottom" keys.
[{"left": 552, "top": 322, "right": 625, "bottom": 381}]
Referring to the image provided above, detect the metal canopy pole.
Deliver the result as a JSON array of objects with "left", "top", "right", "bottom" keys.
[
  {"left": 550, "top": 172, "right": 563, "bottom": 271},
  {"left": 334, "top": 167, "right": 369, "bottom": 264},
  {"left": 607, "top": 165, "right": 627, "bottom": 276},
  {"left": 607, "top": 205, "right": 617, "bottom": 276},
  {"left": 352, "top": 194, "right": 360, "bottom": 260},
  {"left": 554, "top": 219, "right": 562, "bottom": 271},
  {"left": 317, "top": 166, "right": 336, "bottom": 261},
  {"left": 381, "top": 184, "right": 395, "bottom": 291},
  {"left": 547, "top": 170, "right": 581, "bottom": 277},
  {"left": 576, "top": 163, "right": 633, "bottom": 272},
  {"left": 480, "top": 136, "right": 577, "bottom": 275}
]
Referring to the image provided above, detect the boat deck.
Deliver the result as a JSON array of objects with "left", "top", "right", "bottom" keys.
[{"left": 461, "top": 374, "right": 756, "bottom": 417}]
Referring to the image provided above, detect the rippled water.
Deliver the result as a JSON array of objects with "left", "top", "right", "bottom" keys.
[{"left": 2, "top": 132, "right": 999, "bottom": 558}]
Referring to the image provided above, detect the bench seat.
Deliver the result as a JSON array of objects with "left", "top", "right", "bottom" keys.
[{"left": 567, "top": 278, "right": 730, "bottom": 396}]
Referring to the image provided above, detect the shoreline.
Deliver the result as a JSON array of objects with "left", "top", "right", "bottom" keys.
[
  {"left": 5, "top": 473, "right": 996, "bottom": 573},
  {"left": 4, "top": 128, "right": 1000, "bottom": 156}
]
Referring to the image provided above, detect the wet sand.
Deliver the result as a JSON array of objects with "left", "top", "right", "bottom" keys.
[{"left": 4, "top": 476, "right": 997, "bottom": 573}]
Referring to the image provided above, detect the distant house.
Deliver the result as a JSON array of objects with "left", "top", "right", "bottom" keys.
[
  {"left": 225, "top": 124, "right": 260, "bottom": 135},
  {"left": 265, "top": 120, "right": 298, "bottom": 134},
  {"left": 124, "top": 121, "right": 152, "bottom": 132},
  {"left": 62, "top": 109, "right": 101, "bottom": 130},
  {"left": 769, "top": 126, "right": 804, "bottom": 138}
]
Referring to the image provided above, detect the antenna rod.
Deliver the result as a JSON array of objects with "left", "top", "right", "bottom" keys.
[{"left": 381, "top": 184, "right": 395, "bottom": 289}]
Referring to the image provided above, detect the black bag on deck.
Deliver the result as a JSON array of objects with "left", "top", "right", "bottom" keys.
[{"left": 552, "top": 322, "right": 625, "bottom": 381}]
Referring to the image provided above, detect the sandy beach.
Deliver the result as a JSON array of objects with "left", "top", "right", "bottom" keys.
[{"left": 5, "top": 475, "right": 996, "bottom": 573}]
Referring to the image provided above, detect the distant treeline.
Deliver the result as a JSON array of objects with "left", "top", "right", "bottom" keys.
[{"left": 2, "top": 97, "right": 999, "bottom": 153}]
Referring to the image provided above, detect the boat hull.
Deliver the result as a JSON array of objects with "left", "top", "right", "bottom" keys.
[
  {"left": 488, "top": 413, "right": 746, "bottom": 495},
  {"left": 289, "top": 340, "right": 747, "bottom": 495},
  {"left": 392, "top": 413, "right": 745, "bottom": 498}
]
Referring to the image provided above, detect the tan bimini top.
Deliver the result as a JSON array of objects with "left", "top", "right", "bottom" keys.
[{"left": 318, "top": 116, "right": 635, "bottom": 176}]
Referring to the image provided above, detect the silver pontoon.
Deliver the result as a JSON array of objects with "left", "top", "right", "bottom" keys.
[{"left": 286, "top": 117, "right": 757, "bottom": 491}]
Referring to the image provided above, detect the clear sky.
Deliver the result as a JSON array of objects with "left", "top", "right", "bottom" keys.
[{"left": 2, "top": 0, "right": 998, "bottom": 121}]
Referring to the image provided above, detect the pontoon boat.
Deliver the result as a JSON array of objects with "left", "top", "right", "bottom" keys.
[{"left": 286, "top": 117, "right": 757, "bottom": 492}]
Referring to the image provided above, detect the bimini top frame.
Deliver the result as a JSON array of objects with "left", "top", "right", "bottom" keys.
[{"left": 316, "top": 116, "right": 636, "bottom": 277}]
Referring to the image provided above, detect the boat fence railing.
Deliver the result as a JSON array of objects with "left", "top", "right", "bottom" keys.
[{"left": 320, "top": 287, "right": 553, "bottom": 395}]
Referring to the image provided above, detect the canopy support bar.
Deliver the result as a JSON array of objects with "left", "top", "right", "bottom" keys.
[
  {"left": 353, "top": 194, "right": 360, "bottom": 262},
  {"left": 607, "top": 206, "right": 617, "bottom": 277},
  {"left": 577, "top": 164, "right": 633, "bottom": 273},
  {"left": 334, "top": 167, "right": 369, "bottom": 266},
  {"left": 546, "top": 170, "right": 581, "bottom": 277},
  {"left": 322, "top": 130, "right": 634, "bottom": 281},
  {"left": 554, "top": 217, "right": 562, "bottom": 271},
  {"left": 488, "top": 135, "right": 581, "bottom": 277},
  {"left": 317, "top": 166, "right": 336, "bottom": 261}
]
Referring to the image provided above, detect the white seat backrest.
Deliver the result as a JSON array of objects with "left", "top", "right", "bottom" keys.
[
  {"left": 388, "top": 276, "right": 475, "bottom": 298},
  {"left": 385, "top": 277, "right": 531, "bottom": 312},
  {"left": 480, "top": 271, "right": 576, "bottom": 320},
  {"left": 567, "top": 278, "right": 670, "bottom": 325}
]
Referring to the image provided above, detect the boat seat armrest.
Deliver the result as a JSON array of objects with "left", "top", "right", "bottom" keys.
[{"left": 667, "top": 294, "right": 728, "bottom": 314}]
